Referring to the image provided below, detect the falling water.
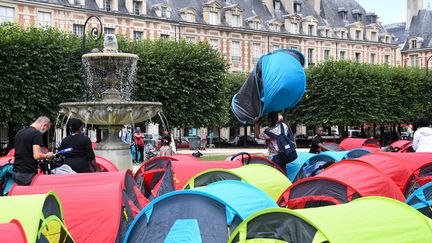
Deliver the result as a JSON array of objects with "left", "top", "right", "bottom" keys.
[
  {"left": 52, "top": 112, "right": 62, "bottom": 152},
  {"left": 84, "top": 111, "right": 91, "bottom": 136},
  {"left": 65, "top": 112, "right": 73, "bottom": 130}
]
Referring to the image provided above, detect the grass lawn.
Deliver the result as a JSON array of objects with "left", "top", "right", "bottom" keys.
[{"left": 198, "top": 155, "right": 230, "bottom": 161}]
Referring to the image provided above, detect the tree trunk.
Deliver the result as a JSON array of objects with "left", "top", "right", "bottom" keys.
[
  {"left": 373, "top": 124, "right": 376, "bottom": 138},
  {"left": 380, "top": 125, "right": 385, "bottom": 146},
  {"left": 361, "top": 125, "right": 365, "bottom": 138},
  {"left": 243, "top": 125, "right": 248, "bottom": 147}
]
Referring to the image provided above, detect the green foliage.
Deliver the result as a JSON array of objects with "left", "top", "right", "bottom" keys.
[
  {"left": 293, "top": 60, "right": 431, "bottom": 126},
  {"left": 0, "top": 23, "right": 83, "bottom": 129},
  {"left": 223, "top": 72, "right": 248, "bottom": 128},
  {"left": 124, "top": 39, "right": 229, "bottom": 128}
]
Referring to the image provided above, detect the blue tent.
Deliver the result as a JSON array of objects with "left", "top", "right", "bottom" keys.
[
  {"left": 124, "top": 180, "right": 278, "bottom": 243},
  {"left": 406, "top": 181, "right": 432, "bottom": 218},
  {"left": 286, "top": 152, "right": 335, "bottom": 182},
  {"left": 321, "top": 149, "right": 371, "bottom": 162},
  {"left": 231, "top": 49, "right": 306, "bottom": 123}
]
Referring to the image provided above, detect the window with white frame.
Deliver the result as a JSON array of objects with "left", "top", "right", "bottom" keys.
[
  {"left": 231, "top": 41, "right": 241, "bottom": 61},
  {"left": 38, "top": 11, "right": 51, "bottom": 27},
  {"left": 231, "top": 15, "right": 240, "bottom": 27},
  {"left": 210, "top": 39, "right": 219, "bottom": 49},
  {"left": 74, "top": 0, "right": 80, "bottom": 5},
  {"left": 252, "top": 43, "right": 261, "bottom": 63},
  {"left": 133, "top": 31, "right": 143, "bottom": 41},
  {"left": 160, "top": 34, "right": 169, "bottom": 39},
  {"left": 410, "top": 55, "right": 419, "bottom": 67},
  {"left": 185, "top": 12, "right": 193, "bottom": 22},
  {"left": 186, "top": 36, "right": 195, "bottom": 43},
  {"left": 0, "top": 6, "right": 14, "bottom": 24},
  {"left": 133, "top": 1, "right": 141, "bottom": 15},
  {"left": 371, "top": 32, "right": 377, "bottom": 41},
  {"left": 411, "top": 39, "right": 418, "bottom": 49},
  {"left": 325, "top": 29, "right": 330, "bottom": 37},
  {"left": 384, "top": 55, "right": 389, "bottom": 64},
  {"left": 161, "top": 6, "right": 167, "bottom": 18},
  {"left": 271, "top": 23, "right": 280, "bottom": 32},
  {"left": 341, "top": 30, "right": 347, "bottom": 39},
  {"left": 274, "top": 0, "right": 281, "bottom": 10},
  {"left": 324, "top": 50, "right": 331, "bottom": 60},
  {"left": 104, "top": 27, "right": 115, "bottom": 34},
  {"left": 341, "top": 11, "right": 348, "bottom": 20},
  {"left": 355, "top": 30, "right": 362, "bottom": 40},
  {"left": 209, "top": 11, "right": 217, "bottom": 25},
  {"left": 251, "top": 21, "right": 261, "bottom": 30},
  {"left": 370, "top": 53, "right": 376, "bottom": 64},
  {"left": 294, "top": 3, "right": 301, "bottom": 13},
  {"left": 73, "top": 24, "right": 84, "bottom": 37},
  {"left": 291, "top": 22, "right": 299, "bottom": 34},
  {"left": 308, "top": 25, "right": 314, "bottom": 35},
  {"left": 105, "top": 0, "right": 111, "bottom": 11},
  {"left": 307, "top": 48, "right": 314, "bottom": 65}
]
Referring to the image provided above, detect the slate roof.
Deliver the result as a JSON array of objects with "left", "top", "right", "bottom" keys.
[{"left": 400, "top": 9, "right": 432, "bottom": 50}]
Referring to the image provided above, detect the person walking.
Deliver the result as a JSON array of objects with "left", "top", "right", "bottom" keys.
[
  {"left": 413, "top": 118, "right": 432, "bottom": 152},
  {"left": 200, "top": 129, "right": 208, "bottom": 150},
  {"left": 13, "top": 116, "right": 54, "bottom": 185},
  {"left": 133, "top": 127, "right": 144, "bottom": 163},
  {"left": 309, "top": 127, "right": 332, "bottom": 154},
  {"left": 60, "top": 118, "right": 99, "bottom": 173}
]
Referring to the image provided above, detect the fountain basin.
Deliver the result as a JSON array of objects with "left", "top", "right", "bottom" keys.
[{"left": 59, "top": 101, "right": 163, "bottom": 125}]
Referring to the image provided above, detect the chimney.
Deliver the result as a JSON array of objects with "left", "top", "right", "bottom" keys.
[
  {"left": 307, "top": 0, "right": 321, "bottom": 15},
  {"left": 281, "top": 0, "right": 293, "bottom": 13},
  {"left": 407, "top": 0, "right": 423, "bottom": 29},
  {"left": 262, "top": 0, "right": 274, "bottom": 13}
]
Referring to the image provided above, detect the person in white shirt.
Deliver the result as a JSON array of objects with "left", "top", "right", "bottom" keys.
[{"left": 412, "top": 118, "right": 432, "bottom": 152}]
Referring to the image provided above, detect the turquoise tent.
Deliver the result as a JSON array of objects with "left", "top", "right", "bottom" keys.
[
  {"left": 322, "top": 148, "right": 371, "bottom": 161},
  {"left": 286, "top": 152, "right": 335, "bottom": 182}
]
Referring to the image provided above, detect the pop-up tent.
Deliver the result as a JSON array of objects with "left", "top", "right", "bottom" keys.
[
  {"left": 0, "top": 155, "right": 13, "bottom": 166},
  {"left": 229, "top": 197, "right": 432, "bottom": 243},
  {"left": 0, "top": 193, "right": 74, "bottom": 243},
  {"left": 31, "top": 171, "right": 148, "bottom": 214},
  {"left": 226, "top": 154, "right": 285, "bottom": 174},
  {"left": 357, "top": 153, "right": 432, "bottom": 197},
  {"left": 279, "top": 160, "right": 405, "bottom": 209},
  {"left": 388, "top": 140, "right": 413, "bottom": 152},
  {"left": 95, "top": 156, "right": 118, "bottom": 172},
  {"left": 286, "top": 152, "right": 336, "bottom": 182},
  {"left": 231, "top": 49, "right": 306, "bottom": 123},
  {"left": 339, "top": 137, "right": 380, "bottom": 150},
  {"left": 11, "top": 183, "right": 129, "bottom": 243},
  {"left": 134, "top": 156, "right": 242, "bottom": 199},
  {"left": 0, "top": 220, "right": 27, "bottom": 243},
  {"left": 406, "top": 181, "right": 432, "bottom": 218},
  {"left": 184, "top": 164, "right": 291, "bottom": 201},
  {"left": 124, "top": 180, "right": 278, "bottom": 243},
  {"left": 322, "top": 148, "right": 370, "bottom": 161}
]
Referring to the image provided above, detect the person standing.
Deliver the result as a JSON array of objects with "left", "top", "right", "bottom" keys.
[
  {"left": 159, "top": 130, "right": 173, "bottom": 156},
  {"left": 133, "top": 127, "right": 144, "bottom": 163},
  {"left": 309, "top": 127, "right": 331, "bottom": 154},
  {"left": 413, "top": 118, "right": 432, "bottom": 152},
  {"left": 60, "top": 118, "right": 99, "bottom": 173},
  {"left": 200, "top": 129, "right": 208, "bottom": 150},
  {"left": 254, "top": 112, "right": 293, "bottom": 170},
  {"left": 13, "top": 116, "right": 54, "bottom": 185}
]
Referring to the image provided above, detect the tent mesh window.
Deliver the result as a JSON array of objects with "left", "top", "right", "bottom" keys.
[
  {"left": 42, "top": 194, "right": 62, "bottom": 219},
  {"left": 193, "top": 172, "right": 241, "bottom": 188},
  {"left": 347, "top": 150, "right": 370, "bottom": 158}
]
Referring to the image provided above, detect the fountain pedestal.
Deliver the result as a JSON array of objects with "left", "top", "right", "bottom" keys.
[{"left": 95, "top": 125, "right": 132, "bottom": 171}]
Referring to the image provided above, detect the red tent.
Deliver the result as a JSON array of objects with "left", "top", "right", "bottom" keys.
[
  {"left": 134, "top": 156, "right": 242, "bottom": 199},
  {"left": 95, "top": 156, "right": 118, "bottom": 172},
  {"left": 31, "top": 171, "right": 148, "bottom": 212},
  {"left": 278, "top": 160, "right": 405, "bottom": 209},
  {"left": 340, "top": 138, "right": 380, "bottom": 150},
  {"left": 10, "top": 183, "right": 124, "bottom": 243},
  {"left": 0, "top": 219, "right": 27, "bottom": 243},
  {"left": 388, "top": 140, "right": 413, "bottom": 152}
]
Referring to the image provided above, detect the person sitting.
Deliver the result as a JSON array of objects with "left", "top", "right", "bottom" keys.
[
  {"left": 60, "top": 118, "right": 99, "bottom": 173},
  {"left": 413, "top": 118, "right": 432, "bottom": 152},
  {"left": 159, "top": 130, "right": 173, "bottom": 156},
  {"left": 309, "top": 127, "right": 332, "bottom": 154}
]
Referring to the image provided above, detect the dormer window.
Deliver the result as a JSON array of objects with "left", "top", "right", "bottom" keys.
[
  {"left": 338, "top": 8, "right": 348, "bottom": 20},
  {"left": 354, "top": 13, "right": 362, "bottom": 22},
  {"left": 367, "top": 14, "right": 377, "bottom": 23},
  {"left": 185, "top": 12, "right": 193, "bottom": 22},
  {"left": 325, "top": 29, "right": 330, "bottom": 37},
  {"left": 411, "top": 39, "right": 418, "bottom": 49},
  {"left": 181, "top": 8, "right": 197, "bottom": 22},
  {"left": 252, "top": 21, "right": 261, "bottom": 30},
  {"left": 154, "top": 4, "right": 172, "bottom": 19},
  {"left": 274, "top": 0, "right": 281, "bottom": 10},
  {"left": 133, "top": 1, "right": 141, "bottom": 15},
  {"left": 232, "top": 15, "right": 240, "bottom": 27},
  {"left": 210, "top": 11, "right": 217, "bottom": 25},
  {"left": 105, "top": 0, "right": 111, "bottom": 11},
  {"left": 341, "top": 30, "right": 346, "bottom": 39},
  {"left": 161, "top": 6, "right": 167, "bottom": 17},
  {"left": 294, "top": 3, "right": 302, "bottom": 13},
  {"left": 371, "top": 31, "right": 377, "bottom": 41},
  {"left": 308, "top": 25, "right": 314, "bottom": 35},
  {"left": 355, "top": 30, "right": 361, "bottom": 40},
  {"left": 204, "top": 1, "right": 221, "bottom": 25}
]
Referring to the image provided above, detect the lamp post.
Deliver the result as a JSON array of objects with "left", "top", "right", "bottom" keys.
[{"left": 82, "top": 16, "right": 103, "bottom": 53}]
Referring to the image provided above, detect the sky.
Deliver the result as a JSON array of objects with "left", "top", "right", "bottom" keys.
[{"left": 356, "top": 0, "right": 429, "bottom": 25}]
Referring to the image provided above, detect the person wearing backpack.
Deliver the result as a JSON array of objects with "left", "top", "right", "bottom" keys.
[{"left": 254, "top": 112, "right": 297, "bottom": 173}]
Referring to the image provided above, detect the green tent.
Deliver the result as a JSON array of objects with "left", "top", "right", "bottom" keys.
[
  {"left": 184, "top": 164, "right": 291, "bottom": 201},
  {"left": 0, "top": 192, "right": 74, "bottom": 243},
  {"left": 229, "top": 196, "right": 432, "bottom": 243}
]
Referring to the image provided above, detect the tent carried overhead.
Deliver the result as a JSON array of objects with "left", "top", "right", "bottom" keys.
[
  {"left": 184, "top": 164, "right": 291, "bottom": 201},
  {"left": 0, "top": 193, "right": 74, "bottom": 243},
  {"left": 406, "top": 181, "right": 432, "bottom": 218},
  {"left": 0, "top": 220, "right": 27, "bottom": 243},
  {"left": 286, "top": 152, "right": 336, "bottom": 182},
  {"left": 134, "top": 156, "right": 242, "bottom": 200},
  {"left": 124, "top": 181, "right": 277, "bottom": 243},
  {"left": 231, "top": 49, "right": 306, "bottom": 123},
  {"left": 359, "top": 153, "right": 432, "bottom": 197},
  {"left": 10, "top": 183, "right": 129, "bottom": 243},
  {"left": 229, "top": 197, "right": 432, "bottom": 243},
  {"left": 279, "top": 160, "right": 405, "bottom": 209},
  {"left": 339, "top": 137, "right": 380, "bottom": 150},
  {"left": 31, "top": 171, "right": 148, "bottom": 214}
]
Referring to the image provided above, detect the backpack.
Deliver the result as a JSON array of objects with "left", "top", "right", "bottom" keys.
[{"left": 264, "top": 123, "right": 298, "bottom": 163}]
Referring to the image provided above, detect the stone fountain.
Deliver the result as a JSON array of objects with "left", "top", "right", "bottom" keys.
[{"left": 59, "top": 34, "right": 162, "bottom": 170}]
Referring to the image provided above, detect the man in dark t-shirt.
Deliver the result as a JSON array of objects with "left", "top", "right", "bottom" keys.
[
  {"left": 13, "top": 116, "right": 54, "bottom": 185},
  {"left": 60, "top": 118, "right": 98, "bottom": 173},
  {"left": 309, "top": 127, "right": 332, "bottom": 154}
]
